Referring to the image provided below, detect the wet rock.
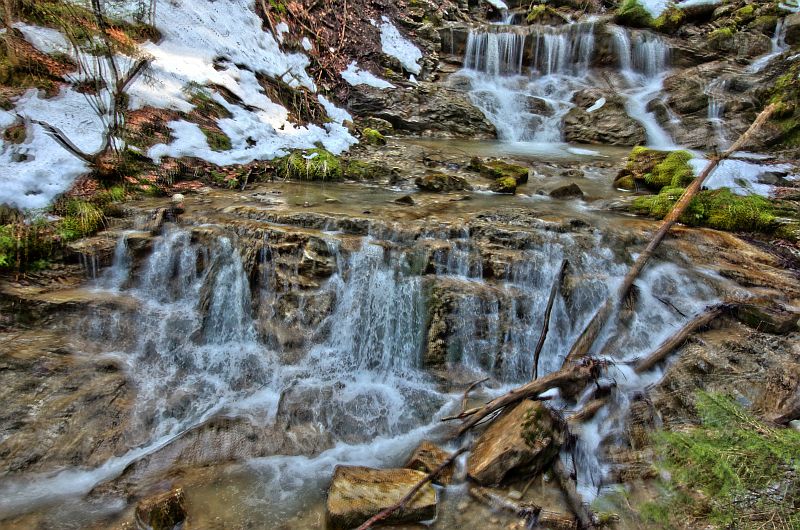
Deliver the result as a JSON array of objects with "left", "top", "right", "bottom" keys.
[
  {"left": 664, "top": 71, "right": 709, "bottom": 114},
  {"left": 563, "top": 89, "right": 646, "bottom": 146},
  {"left": 787, "top": 13, "right": 800, "bottom": 46},
  {"left": 468, "top": 400, "right": 563, "bottom": 485},
  {"left": 135, "top": 488, "right": 188, "bottom": 530},
  {"left": 404, "top": 440, "right": 455, "bottom": 485},
  {"left": 344, "top": 159, "right": 394, "bottom": 181},
  {"left": 326, "top": 466, "right": 437, "bottom": 530},
  {"left": 348, "top": 82, "right": 497, "bottom": 138},
  {"left": 614, "top": 147, "right": 669, "bottom": 190},
  {"left": 734, "top": 303, "right": 800, "bottom": 335},
  {"left": 395, "top": 194, "right": 416, "bottom": 205},
  {"left": 490, "top": 177, "right": 518, "bottom": 194},
  {"left": 549, "top": 183, "right": 584, "bottom": 199},
  {"left": 470, "top": 158, "right": 530, "bottom": 184},
  {"left": 359, "top": 116, "right": 394, "bottom": 135},
  {"left": 415, "top": 172, "right": 473, "bottom": 192},
  {"left": 562, "top": 168, "right": 584, "bottom": 178}
]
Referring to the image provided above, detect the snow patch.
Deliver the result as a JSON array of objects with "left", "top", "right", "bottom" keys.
[
  {"left": 380, "top": 17, "right": 423, "bottom": 75},
  {"left": 14, "top": 23, "right": 71, "bottom": 55},
  {"left": 302, "top": 37, "right": 312, "bottom": 51},
  {"left": 638, "top": 0, "right": 669, "bottom": 17},
  {"left": 341, "top": 61, "right": 395, "bottom": 89},
  {"left": 275, "top": 22, "right": 289, "bottom": 43},
  {"left": 485, "top": 0, "right": 508, "bottom": 9},
  {"left": 690, "top": 157, "right": 794, "bottom": 196},
  {"left": 318, "top": 95, "right": 352, "bottom": 125},
  {"left": 586, "top": 97, "right": 606, "bottom": 113}
]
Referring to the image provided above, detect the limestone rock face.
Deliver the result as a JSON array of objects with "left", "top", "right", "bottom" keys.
[
  {"left": 467, "top": 400, "right": 564, "bottom": 485},
  {"left": 348, "top": 82, "right": 497, "bottom": 138},
  {"left": 563, "top": 89, "right": 646, "bottom": 146},
  {"left": 326, "top": 466, "right": 437, "bottom": 530}
]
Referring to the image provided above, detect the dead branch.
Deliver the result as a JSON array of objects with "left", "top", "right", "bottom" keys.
[
  {"left": 455, "top": 360, "right": 602, "bottom": 436},
  {"left": 533, "top": 259, "right": 569, "bottom": 379},
  {"left": 562, "top": 103, "right": 778, "bottom": 368},
  {"left": 468, "top": 485, "right": 578, "bottom": 529},
  {"left": 354, "top": 447, "right": 468, "bottom": 530},
  {"left": 461, "top": 377, "right": 489, "bottom": 413},
  {"left": 634, "top": 304, "right": 726, "bottom": 374},
  {"left": 568, "top": 398, "right": 608, "bottom": 424}
]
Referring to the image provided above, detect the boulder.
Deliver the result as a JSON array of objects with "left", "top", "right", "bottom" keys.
[
  {"left": 563, "top": 89, "right": 646, "bottom": 146},
  {"left": 490, "top": 177, "right": 518, "bottom": 194},
  {"left": 735, "top": 304, "right": 800, "bottom": 335},
  {"left": 468, "top": 400, "right": 564, "bottom": 485},
  {"left": 614, "top": 146, "right": 669, "bottom": 190},
  {"left": 415, "top": 172, "right": 473, "bottom": 192},
  {"left": 135, "top": 488, "right": 188, "bottom": 530},
  {"left": 326, "top": 466, "right": 437, "bottom": 530},
  {"left": 470, "top": 158, "right": 530, "bottom": 184},
  {"left": 786, "top": 13, "right": 800, "bottom": 46},
  {"left": 348, "top": 82, "right": 497, "bottom": 138},
  {"left": 404, "top": 440, "right": 455, "bottom": 485},
  {"left": 549, "top": 183, "right": 584, "bottom": 199}
]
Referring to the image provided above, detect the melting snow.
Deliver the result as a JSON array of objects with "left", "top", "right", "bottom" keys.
[
  {"left": 380, "top": 17, "right": 423, "bottom": 75},
  {"left": 341, "top": 61, "right": 395, "bottom": 89},
  {"left": 13, "top": 23, "right": 71, "bottom": 55},
  {"left": 485, "top": 0, "right": 509, "bottom": 9},
  {"left": 638, "top": 0, "right": 669, "bottom": 17},
  {"left": 691, "top": 157, "right": 794, "bottom": 196}
]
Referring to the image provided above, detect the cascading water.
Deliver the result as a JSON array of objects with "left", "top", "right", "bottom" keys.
[
  {"left": 748, "top": 18, "right": 789, "bottom": 73},
  {"left": 460, "top": 23, "right": 595, "bottom": 142},
  {"left": 611, "top": 26, "right": 675, "bottom": 148},
  {"left": 707, "top": 78, "right": 729, "bottom": 149},
  {"left": 0, "top": 219, "right": 726, "bottom": 522}
]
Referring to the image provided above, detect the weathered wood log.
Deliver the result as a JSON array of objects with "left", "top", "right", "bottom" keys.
[
  {"left": 461, "top": 377, "right": 489, "bottom": 414},
  {"left": 456, "top": 360, "right": 601, "bottom": 436},
  {"left": 561, "top": 104, "right": 778, "bottom": 368},
  {"left": 533, "top": 259, "right": 569, "bottom": 379},
  {"left": 354, "top": 447, "right": 468, "bottom": 530},
  {"left": 568, "top": 398, "right": 608, "bottom": 424},
  {"left": 634, "top": 305, "right": 726, "bottom": 374}
]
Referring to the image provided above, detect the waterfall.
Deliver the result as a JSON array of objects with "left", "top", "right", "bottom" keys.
[
  {"left": 707, "top": 78, "right": 729, "bottom": 149},
  {"left": 460, "top": 22, "right": 595, "bottom": 142},
  {"left": 611, "top": 26, "right": 675, "bottom": 148},
  {"left": 748, "top": 17, "right": 789, "bottom": 73}
]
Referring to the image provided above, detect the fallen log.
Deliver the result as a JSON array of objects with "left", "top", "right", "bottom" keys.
[
  {"left": 634, "top": 305, "right": 726, "bottom": 374},
  {"left": 456, "top": 360, "right": 601, "bottom": 436},
  {"left": 568, "top": 398, "right": 608, "bottom": 424},
  {"left": 561, "top": 104, "right": 778, "bottom": 368},
  {"left": 461, "top": 377, "right": 489, "bottom": 414},
  {"left": 533, "top": 259, "right": 569, "bottom": 379},
  {"left": 354, "top": 447, "right": 468, "bottom": 530}
]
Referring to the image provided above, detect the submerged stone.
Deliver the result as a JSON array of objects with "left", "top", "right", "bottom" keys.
[
  {"left": 490, "top": 176, "right": 518, "bottom": 194},
  {"left": 549, "top": 183, "right": 584, "bottom": 199},
  {"left": 470, "top": 158, "right": 530, "bottom": 184},
  {"left": 326, "top": 466, "right": 437, "bottom": 530},
  {"left": 135, "top": 488, "right": 188, "bottom": 530},
  {"left": 415, "top": 172, "right": 473, "bottom": 192},
  {"left": 468, "top": 400, "right": 563, "bottom": 485}
]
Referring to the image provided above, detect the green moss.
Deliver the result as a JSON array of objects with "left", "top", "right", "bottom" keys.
[
  {"left": 644, "top": 150, "right": 694, "bottom": 189},
  {"left": 184, "top": 84, "right": 233, "bottom": 119},
  {"left": 472, "top": 158, "right": 529, "bottom": 184},
  {"left": 709, "top": 26, "right": 735, "bottom": 41},
  {"left": 201, "top": 128, "right": 232, "bottom": 152},
  {"left": 614, "top": 175, "right": 636, "bottom": 191},
  {"left": 734, "top": 4, "right": 756, "bottom": 24},
  {"left": 633, "top": 187, "right": 776, "bottom": 233},
  {"left": 615, "top": 0, "right": 653, "bottom": 28},
  {"left": 344, "top": 160, "right": 392, "bottom": 181},
  {"left": 57, "top": 199, "right": 106, "bottom": 242},
  {"left": 652, "top": 5, "right": 685, "bottom": 33},
  {"left": 526, "top": 4, "right": 562, "bottom": 24},
  {"left": 361, "top": 127, "right": 386, "bottom": 146},
  {"left": 280, "top": 148, "right": 343, "bottom": 181},
  {"left": 490, "top": 176, "right": 517, "bottom": 194},
  {"left": 0, "top": 225, "right": 15, "bottom": 269}
]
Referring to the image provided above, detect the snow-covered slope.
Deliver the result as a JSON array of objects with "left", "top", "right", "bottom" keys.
[{"left": 0, "top": 0, "right": 386, "bottom": 211}]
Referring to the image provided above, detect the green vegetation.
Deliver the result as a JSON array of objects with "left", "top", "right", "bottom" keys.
[
  {"left": 709, "top": 26, "right": 735, "bottom": 42},
  {"left": 490, "top": 176, "right": 517, "bottom": 194},
  {"left": 652, "top": 5, "right": 685, "bottom": 33},
  {"left": 615, "top": 0, "right": 653, "bottom": 28},
  {"left": 633, "top": 187, "right": 776, "bottom": 233},
  {"left": 526, "top": 4, "right": 562, "bottom": 24},
  {"left": 769, "top": 62, "right": 800, "bottom": 148},
  {"left": 280, "top": 148, "right": 343, "bottom": 181},
  {"left": 344, "top": 159, "right": 392, "bottom": 181},
  {"left": 184, "top": 84, "right": 233, "bottom": 120},
  {"left": 361, "top": 127, "right": 386, "bottom": 146},
  {"left": 470, "top": 158, "right": 529, "bottom": 184},
  {"left": 201, "top": 127, "right": 233, "bottom": 152},
  {"left": 56, "top": 198, "right": 106, "bottom": 242},
  {"left": 643, "top": 150, "right": 694, "bottom": 189},
  {"left": 642, "top": 392, "right": 800, "bottom": 529}
]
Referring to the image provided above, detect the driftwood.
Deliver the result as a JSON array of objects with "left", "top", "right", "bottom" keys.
[
  {"left": 455, "top": 360, "right": 601, "bottom": 436},
  {"left": 461, "top": 377, "right": 489, "bottom": 413},
  {"left": 468, "top": 485, "right": 578, "bottom": 529},
  {"left": 568, "top": 398, "right": 608, "bottom": 424},
  {"left": 354, "top": 447, "right": 468, "bottom": 530},
  {"left": 561, "top": 104, "right": 778, "bottom": 368},
  {"left": 634, "top": 304, "right": 726, "bottom": 374},
  {"left": 533, "top": 259, "right": 569, "bottom": 379}
]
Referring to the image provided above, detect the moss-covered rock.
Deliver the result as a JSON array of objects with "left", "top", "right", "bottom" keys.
[
  {"left": 526, "top": 4, "right": 565, "bottom": 25},
  {"left": 615, "top": 0, "right": 653, "bottom": 28},
  {"left": 280, "top": 148, "right": 343, "bottom": 181},
  {"left": 644, "top": 150, "right": 695, "bottom": 189},
  {"left": 469, "top": 158, "right": 529, "bottom": 184},
  {"left": 415, "top": 172, "right": 472, "bottom": 192},
  {"left": 615, "top": 146, "right": 667, "bottom": 189},
  {"left": 632, "top": 187, "right": 777, "bottom": 234},
  {"left": 652, "top": 5, "right": 685, "bottom": 33},
  {"left": 343, "top": 159, "right": 393, "bottom": 181},
  {"left": 361, "top": 127, "right": 386, "bottom": 146},
  {"left": 490, "top": 177, "right": 517, "bottom": 194}
]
